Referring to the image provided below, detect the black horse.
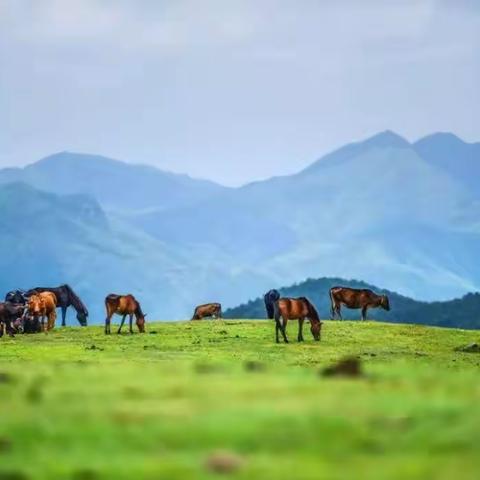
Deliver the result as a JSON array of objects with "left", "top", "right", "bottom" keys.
[
  {"left": 25, "top": 285, "right": 88, "bottom": 326},
  {"left": 5, "top": 290, "right": 28, "bottom": 305},
  {"left": 264, "top": 289, "right": 280, "bottom": 319}
]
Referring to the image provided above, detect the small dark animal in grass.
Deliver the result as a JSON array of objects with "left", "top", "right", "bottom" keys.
[
  {"left": 0, "top": 302, "right": 25, "bottom": 337},
  {"left": 191, "top": 303, "right": 222, "bottom": 320},
  {"left": 273, "top": 297, "right": 322, "bottom": 343},
  {"left": 322, "top": 356, "right": 363, "bottom": 378},
  {"left": 264, "top": 289, "right": 280, "bottom": 319},
  {"left": 27, "top": 292, "right": 57, "bottom": 332},
  {"left": 104, "top": 294, "right": 146, "bottom": 335},
  {"left": 329, "top": 286, "right": 390, "bottom": 321},
  {"left": 26, "top": 285, "right": 88, "bottom": 327}
]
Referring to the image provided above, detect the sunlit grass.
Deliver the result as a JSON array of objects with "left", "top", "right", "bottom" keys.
[{"left": 0, "top": 320, "right": 479, "bottom": 479}]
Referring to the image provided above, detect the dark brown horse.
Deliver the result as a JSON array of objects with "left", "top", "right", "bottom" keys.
[
  {"left": 104, "top": 294, "right": 146, "bottom": 334},
  {"left": 274, "top": 297, "right": 322, "bottom": 343},
  {"left": 191, "top": 303, "right": 222, "bottom": 320},
  {"left": 330, "top": 286, "right": 390, "bottom": 321}
]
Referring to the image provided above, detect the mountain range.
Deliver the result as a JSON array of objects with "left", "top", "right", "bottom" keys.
[
  {"left": 224, "top": 277, "right": 480, "bottom": 329},
  {"left": 1, "top": 130, "right": 479, "bottom": 324}
]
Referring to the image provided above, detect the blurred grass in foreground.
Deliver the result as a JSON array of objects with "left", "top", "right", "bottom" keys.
[{"left": 0, "top": 320, "right": 480, "bottom": 479}]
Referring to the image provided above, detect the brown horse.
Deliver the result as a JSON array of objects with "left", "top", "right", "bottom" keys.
[
  {"left": 330, "top": 286, "right": 390, "bottom": 321},
  {"left": 27, "top": 292, "right": 57, "bottom": 332},
  {"left": 191, "top": 303, "right": 222, "bottom": 320},
  {"left": 274, "top": 297, "right": 322, "bottom": 343},
  {"left": 104, "top": 294, "right": 146, "bottom": 334}
]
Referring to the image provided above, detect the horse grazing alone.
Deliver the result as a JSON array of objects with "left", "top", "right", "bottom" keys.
[
  {"left": 104, "top": 294, "right": 146, "bottom": 334},
  {"left": 27, "top": 292, "right": 57, "bottom": 332},
  {"left": 274, "top": 297, "right": 322, "bottom": 344},
  {"left": 26, "top": 285, "right": 88, "bottom": 326},
  {"left": 191, "top": 303, "right": 222, "bottom": 320},
  {"left": 330, "top": 286, "right": 390, "bottom": 321},
  {"left": 264, "top": 289, "right": 280, "bottom": 319}
]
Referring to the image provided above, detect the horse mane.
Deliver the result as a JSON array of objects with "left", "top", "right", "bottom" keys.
[
  {"left": 134, "top": 300, "right": 145, "bottom": 318},
  {"left": 299, "top": 297, "right": 320, "bottom": 323},
  {"left": 63, "top": 284, "right": 89, "bottom": 316}
]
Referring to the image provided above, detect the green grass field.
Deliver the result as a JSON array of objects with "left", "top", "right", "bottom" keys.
[{"left": 1, "top": 320, "right": 480, "bottom": 480}]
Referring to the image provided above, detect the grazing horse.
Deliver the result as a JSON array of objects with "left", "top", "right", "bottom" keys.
[
  {"left": 191, "top": 303, "right": 222, "bottom": 320},
  {"left": 27, "top": 292, "right": 57, "bottom": 332},
  {"left": 274, "top": 297, "right": 322, "bottom": 344},
  {"left": 0, "top": 302, "right": 25, "bottom": 337},
  {"left": 104, "top": 294, "right": 146, "bottom": 334},
  {"left": 330, "top": 286, "right": 390, "bottom": 321},
  {"left": 26, "top": 285, "right": 88, "bottom": 326},
  {"left": 264, "top": 289, "right": 280, "bottom": 319}
]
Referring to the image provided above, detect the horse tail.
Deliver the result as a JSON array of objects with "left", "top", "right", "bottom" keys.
[
  {"left": 329, "top": 288, "right": 336, "bottom": 319},
  {"left": 273, "top": 299, "right": 281, "bottom": 326}
]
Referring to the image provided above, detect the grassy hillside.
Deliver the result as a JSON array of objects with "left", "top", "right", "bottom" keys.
[
  {"left": 1, "top": 320, "right": 480, "bottom": 479},
  {"left": 224, "top": 277, "right": 480, "bottom": 329}
]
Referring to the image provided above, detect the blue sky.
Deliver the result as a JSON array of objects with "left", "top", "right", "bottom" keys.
[{"left": 0, "top": 0, "right": 478, "bottom": 186}]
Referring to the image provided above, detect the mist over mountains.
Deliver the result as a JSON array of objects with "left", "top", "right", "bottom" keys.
[{"left": 1, "top": 130, "right": 479, "bottom": 323}]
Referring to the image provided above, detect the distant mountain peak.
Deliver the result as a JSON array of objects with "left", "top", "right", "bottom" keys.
[
  {"left": 414, "top": 132, "right": 468, "bottom": 148},
  {"left": 360, "top": 130, "right": 410, "bottom": 149}
]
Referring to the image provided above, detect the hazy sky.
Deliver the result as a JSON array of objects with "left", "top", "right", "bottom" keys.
[{"left": 0, "top": 0, "right": 478, "bottom": 186}]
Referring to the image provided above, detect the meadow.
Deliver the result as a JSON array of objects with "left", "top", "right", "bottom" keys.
[{"left": 0, "top": 319, "right": 479, "bottom": 480}]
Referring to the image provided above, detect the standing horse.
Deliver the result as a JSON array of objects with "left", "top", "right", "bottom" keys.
[
  {"left": 191, "top": 303, "right": 222, "bottom": 320},
  {"left": 329, "top": 286, "right": 390, "bottom": 321},
  {"left": 104, "top": 294, "right": 146, "bottom": 334},
  {"left": 26, "top": 285, "right": 88, "bottom": 326},
  {"left": 27, "top": 292, "right": 57, "bottom": 332},
  {"left": 264, "top": 289, "right": 280, "bottom": 319},
  {"left": 274, "top": 297, "right": 322, "bottom": 344}
]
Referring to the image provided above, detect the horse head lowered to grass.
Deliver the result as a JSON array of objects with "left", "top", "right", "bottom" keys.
[
  {"left": 104, "top": 294, "right": 146, "bottom": 335},
  {"left": 273, "top": 297, "right": 323, "bottom": 344}
]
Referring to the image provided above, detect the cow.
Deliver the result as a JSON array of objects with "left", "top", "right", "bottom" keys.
[
  {"left": 0, "top": 302, "right": 26, "bottom": 337},
  {"left": 191, "top": 303, "right": 222, "bottom": 320},
  {"left": 27, "top": 292, "right": 58, "bottom": 332},
  {"left": 329, "top": 286, "right": 390, "bottom": 321}
]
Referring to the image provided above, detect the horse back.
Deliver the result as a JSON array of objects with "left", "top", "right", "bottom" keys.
[
  {"left": 276, "top": 298, "right": 310, "bottom": 319},
  {"left": 331, "top": 287, "right": 378, "bottom": 308}
]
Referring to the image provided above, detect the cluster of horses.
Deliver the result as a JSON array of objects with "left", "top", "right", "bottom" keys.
[
  {"left": 0, "top": 281, "right": 390, "bottom": 345},
  {"left": 263, "top": 286, "right": 390, "bottom": 343},
  {"left": 0, "top": 285, "right": 89, "bottom": 337}
]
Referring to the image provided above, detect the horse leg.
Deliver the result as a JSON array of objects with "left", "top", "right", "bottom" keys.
[
  {"left": 361, "top": 306, "right": 367, "bottom": 321},
  {"left": 61, "top": 306, "right": 67, "bottom": 327},
  {"left": 129, "top": 314, "right": 133, "bottom": 334},
  {"left": 298, "top": 318, "right": 304, "bottom": 342},
  {"left": 48, "top": 310, "right": 56, "bottom": 330},
  {"left": 105, "top": 314, "right": 112, "bottom": 335},
  {"left": 117, "top": 315, "right": 126, "bottom": 334},
  {"left": 275, "top": 321, "right": 280, "bottom": 343},
  {"left": 281, "top": 317, "right": 289, "bottom": 343}
]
